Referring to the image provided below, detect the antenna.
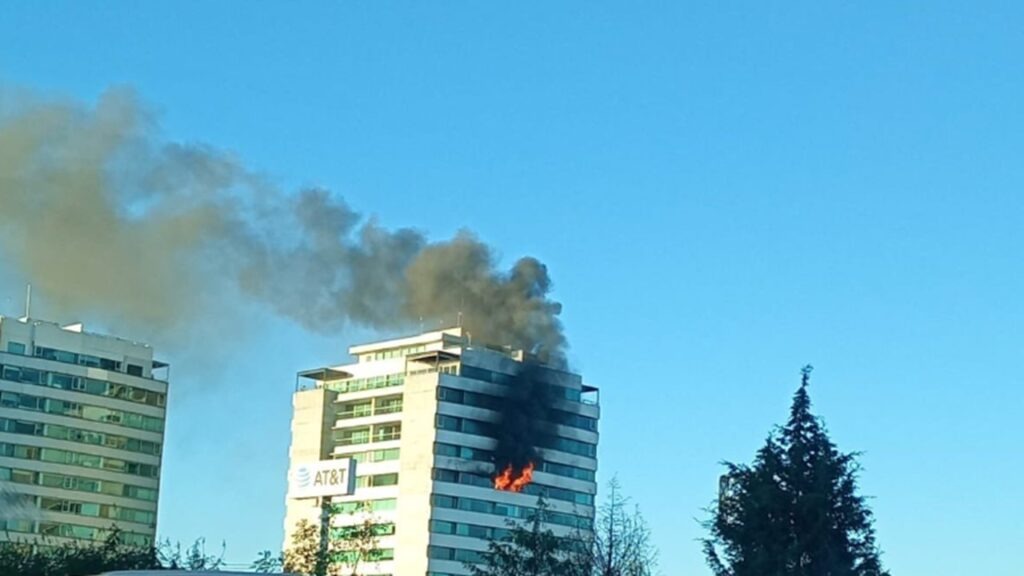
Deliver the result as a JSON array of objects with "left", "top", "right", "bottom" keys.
[
  {"left": 24, "top": 285, "right": 32, "bottom": 319},
  {"left": 457, "top": 311, "right": 463, "bottom": 328}
]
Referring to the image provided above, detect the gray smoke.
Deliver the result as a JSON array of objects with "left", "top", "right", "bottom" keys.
[{"left": 0, "top": 87, "right": 566, "bottom": 363}]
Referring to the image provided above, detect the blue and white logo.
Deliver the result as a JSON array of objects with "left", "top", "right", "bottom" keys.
[
  {"left": 290, "top": 459, "right": 355, "bottom": 498},
  {"left": 293, "top": 465, "right": 313, "bottom": 489}
]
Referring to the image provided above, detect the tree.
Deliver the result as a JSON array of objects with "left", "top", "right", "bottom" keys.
[
  {"left": 282, "top": 502, "right": 386, "bottom": 576},
  {"left": 157, "top": 537, "right": 225, "bottom": 571},
  {"left": 251, "top": 549, "right": 284, "bottom": 573},
  {"left": 469, "top": 497, "right": 571, "bottom": 576},
  {"left": 0, "top": 528, "right": 155, "bottom": 576},
  {"left": 283, "top": 518, "right": 325, "bottom": 576},
  {"left": 585, "top": 478, "right": 658, "bottom": 576},
  {"left": 703, "top": 366, "right": 889, "bottom": 576},
  {"left": 332, "top": 507, "right": 387, "bottom": 576}
]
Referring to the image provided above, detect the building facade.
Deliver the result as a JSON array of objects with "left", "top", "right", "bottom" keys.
[
  {"left": 284, "top": 327, "right": 599, "bottom": 576},
  {"left": 0, "top": 316, "right": 168, "bottom": 547}
]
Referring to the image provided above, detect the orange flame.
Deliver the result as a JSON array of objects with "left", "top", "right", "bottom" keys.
[{"left": 494, "top": 462, "right": 535, "bottom": 492}]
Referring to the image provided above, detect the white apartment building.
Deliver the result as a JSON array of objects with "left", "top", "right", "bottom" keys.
[
  {"left": 0, "top": 316, "right": 168, "bottom": 547},
  {"left": 284, "top": 327, "right": 599, "bottom": 576}
]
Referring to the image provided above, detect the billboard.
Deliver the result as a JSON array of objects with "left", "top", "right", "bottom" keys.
[{"left": 288, "top": 458, "right": 357, "bottom": 499}]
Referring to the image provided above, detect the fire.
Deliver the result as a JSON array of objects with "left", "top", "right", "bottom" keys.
[{"left": 494, "top": 462, "right": 535, "bottom": 492}]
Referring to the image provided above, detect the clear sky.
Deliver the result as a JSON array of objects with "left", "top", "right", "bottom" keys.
[{"left": 2, "top": 2, "right": 1022, "bottom": 574}]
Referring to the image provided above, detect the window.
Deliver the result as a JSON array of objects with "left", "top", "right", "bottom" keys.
[
  {"left": 6, "top": 342, "right": 26, "bottom": 355},
  {"left": 0, "top": 441, "right": 158, "bottom": 478},
  {"left": 541, "top": 461, "right": 596, "bottom": 482},
  {"left": 374, "top": 396, "right": 403, "bottom": 415},
  {"left": 126, "top": 364, "right": 143, "bottom": 377},
  {"left": 429, "top": 520, "right": 455, "bottom": 534},
  {"left": 435, "top": 415, "right": 495, "bottom": 437},
  {"left": 336, "top": 427, "right": 371, "bottom": 446},
  {"left": 433, "top": 442, "right": 492, "bottom": 463},
  {"left": 437, "top": 387, "right": 464, "bottom": 403},
  {"left": 427, "top": 547, "right": 482, "bottom": 564},
  {"left": 370, "top": 473, "right": 398, "bottom": 487},
  {"left": 355, "top": 473, "right": 399, "bottom": 489},
  {"left": 338, "top": 401, "right": 373, "bottom": 419},
  {"left": 0, "top": 364, "right": 165, "bottom": 407},
  {"left": 345, "top": 447, "right": 400, "bottom": 464},
  {"left": 552, "top": 410, "right": 599, "bottom": 432},
  {"left": 373, "top": 423, "right": 401, "bottom": 442},
  {"left": 436, "top": 414, "right": 460, "bottom": 431},
  {"left": 461, "top": 419, "right": 492, "bottom": 436},
  {"left": 543, "top": 436, "right": 597, "bottom": 458},
  {"left": 333, "top": 498, "right": 397, "bottom": 514}
]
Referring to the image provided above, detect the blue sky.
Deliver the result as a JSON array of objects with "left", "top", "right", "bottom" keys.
[{"left": 2, "top": 2, "right": 1022, "bottom": 574}]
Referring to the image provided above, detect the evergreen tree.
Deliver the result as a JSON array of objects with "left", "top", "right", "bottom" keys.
[
  {"left": 468, "top": 497, "right": 570, "bottom": 576},
  {"left": 703, "top": 366, "right": 889, "bottom": 576}
]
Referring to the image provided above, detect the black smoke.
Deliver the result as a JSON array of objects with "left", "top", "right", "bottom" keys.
[
  {"left": 0, "top": 87, "right": 567, "bottom": 364},
  {"left": 492, "top": 363, "right": 556, "bottom": 481}
]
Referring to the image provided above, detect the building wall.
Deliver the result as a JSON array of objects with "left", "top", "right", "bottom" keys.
[
  {"left": 282, "top": 386, "right": 336, "bottom": 545},
  {"left": 393, "top": 371, "right": 440, "bottom": 576},
  {"left": 0, "top": 317, "right": 168, "bottom": 547}
]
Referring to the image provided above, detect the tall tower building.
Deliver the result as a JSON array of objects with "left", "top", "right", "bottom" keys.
[
  {"left": 0, "top": 316, "right": 168, "bottom": 547},
  {"left": 284, "top": 327, "right": 599, "bottom": 576}
]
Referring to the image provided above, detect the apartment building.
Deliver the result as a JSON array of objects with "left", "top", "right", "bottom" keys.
[
  {"left": 0, "top": 316, "right": 168, "bottom": 547},
  {"left": 284, "top": 327, "right": 599, "bottom": 576}
]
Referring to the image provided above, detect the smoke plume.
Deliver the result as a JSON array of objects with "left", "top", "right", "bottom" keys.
[
  {"left": 492, "top": 364, "right": 556, "bottom": 488},
  {"left": 0, "top": 87, "right": 566, "bottom": 362}
]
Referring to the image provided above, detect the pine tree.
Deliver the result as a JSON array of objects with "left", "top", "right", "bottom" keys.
[{"left": 703, "top": 366, "right": 889, "bottom": 576}]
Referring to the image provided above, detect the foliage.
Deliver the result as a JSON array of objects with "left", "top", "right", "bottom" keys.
[
  {"left": 251, "top": 549, "right": 284, "bottom": 573},
  {"left": 282, "top": 502, "right": 385, "bottom": 576},
  {"left": 469, "top": 497, "right": 573, "bottom": 576},
  {"left": 585, "top": 477, "right": 658, "bottom": 576},
  {"left": 0, "top": 529, "right": 157, "bottom": 575},
  {"left": 157, "top": 537, "right": 225, "bottom": 571},
  {"left": 332, "top": 510, "right": 387, "bottom": 576},
  {"left": 0, "top": 527, "right": 229, "bottom": 576},
  {"left": 703, "top": 366, "right": 889, "bottom": 576},
  {"left": 282, "top": 518, "right": 324, "bottom": 576}
]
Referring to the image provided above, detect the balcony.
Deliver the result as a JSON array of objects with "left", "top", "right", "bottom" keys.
[{"left": 336, "top": 396, "right": 403, "bottom": 421}]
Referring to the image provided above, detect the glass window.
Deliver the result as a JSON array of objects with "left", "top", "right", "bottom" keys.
[
  {"left": 461, "top": 419, "right": 492, "bottom": 436},
  {"left": 336, "top": 427, "right": 371, "bottom": 446},
  {"left": 11, "top": 469, "right": 33, "bottom": 484},
  {"left": 430, "top": 520, "right": 455, "bottom": 534},
  {"left": 6, "top": 342, "right": 26, "bottom": 355},
  {"left": 373, "top": 423, "right": 401, "bottom": 442},
  {"left": 434, "top": 443, "right": 459, "bottom": 457},
  {"left": 374, "top": 396, "right": 403, "bottom": 414},
  {"left": 0, "top": 392, "right": 17, "bottom": 407},
  {"left": 436, "top": 414, "right": 460, "bottom": 431},
  {"left": 430, "top": 494, "right": 456, "bottom": 509},
  {"left": 371, "top": 473, "right": 398, "bottom": 487},
  {"left": 428, "top": 546, "right": 454, "bottom": 560}
]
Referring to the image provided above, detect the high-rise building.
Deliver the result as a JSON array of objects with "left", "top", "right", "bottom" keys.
[
  {"left": 0, "top": 316, "right": 168, "bottom": 547},
  {"left": 284, "top": 327, "right": 599, "bottom": 576}
]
